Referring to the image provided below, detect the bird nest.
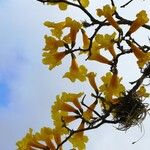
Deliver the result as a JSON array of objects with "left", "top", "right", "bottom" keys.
[{"left": 112, "top": 93, "right": 149, "bottom": 131}]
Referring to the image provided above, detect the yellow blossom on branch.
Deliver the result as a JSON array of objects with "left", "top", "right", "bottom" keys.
[
  {"left": 52, "top": 92, "right": 84, "bottom": 128},
  {"left": 44, "top": 20, "right": 65, "bottom": 39},
  {"left": 89, "top": 41, "right": 112, "bottom": 65},
  {"left": 35, "top": 127, "right": 55, "bottom": 149},
  {"left": 95, "top": 32, "right": 117, "bottom": 58},
  {"left": 96, "top": 5, "right": 121, "bottom": 31},
  {"left": 47, "top": 0, "right": 68, "bottom": 11},
  {"left": 80, "top": 0, "right": 89, "bottom": 8},
  {"left": 42, "top": 51, "right": 67, "bottom": 70},
  {"left": 83, "top": 100, "right": 97, "bottom": 121},
  {"left": 63, "top": 57, "right": 88, "bottom": 82},
  {"left": 53, "top": 129, "right": 63, "bottom": 150},
  {"left": 65, "top": 17, "right": 82, "bottom": 47},
  {"left": 86, "top": 72, "right": 98, "bottom": 93},
  {"left": 43, "top": 35, "right": 64, "bottom": 52},
  {"left": 61, "top": 92, "right": 84, "bottom": 111},
  {"left": 81, "top": 29, "right": 90, "bottom": 49},
  {"left": 51, "top": 94, "right": 68, "bottom": 130},
  {"left": 99, "top": 72, "right": 125, "bottom": 100},
  {"left": 128, "top": 42, "right": 150, "bottom": 68},
  {"left": 69, "top": 121, "right": 88, "bottom": 150},
  {"left": 126, "top": 10, "right": 149, "bottom": 35},
  {"left": 16, "top": 128, "right": 49, "bottom": 150}
]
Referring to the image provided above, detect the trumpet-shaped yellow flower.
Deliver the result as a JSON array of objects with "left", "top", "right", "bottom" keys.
[
  {"left": 51, "top": 92, "right": 83, "bottom": 130},
  {"left": 16, "top": 128, "right": 48, "bottom": 150},
  {"left": 86, "top": 72, "right": 98, "bottom": 92},
  {"left": 99, "top": 72, "right": 125, "bottom": 100},
  {"left": 129, "top": 42, "right": 150, "bottom": 68},
  {"left": 43, "top": 35, "right": 64, "bottom": 52},
  {"left": 44, "top": 17, "right": 82, "bottom": 48},
  {"left": 42, "top": 51, "right": 67, "bottom": 70},
  {"left": 51, "top": 95, "right": 68, "bottom": 130},
  {"left": 127, "top": 10, "right": 149, "bottom": 35},
  {"left": 89, "top": 41, "right": 112, "bottom": 65},
  {"left": 81, "top": 29, "right": 90, "bottom": 49},
  {"left": 80, "top": 0, "right": 89, "bottom": 8},
  {"left": 96, "top": 5, "right": 121, "bottom": 31},
  {"left": 35, "top": 127, "right": 55, "bottom": 149},
  {"left": 83, "top": 100, "right": 97, "bottom": 121},
  {"left": 69, "top": 122, "right": 88, "bottom": 150},
  {"left": 95, "top": 32, "right": 117, "bottom": 58},
  {"left": 63, "top": 57, "right": 88, "bottom": 82},
  {"left": 44, "top": 21, "right": 65, "bottom": 39},
  {"left": 53, "top": 129, "right": 63, "bottom": 150},
  {"left": 47, "top": 1, "right": 68, "bottom": 11},
  {"left": 61, "top": 92, "right": 84, "bottom": 110},
  {"left": 65, "top": 17, "right": 82, "bottom": 45}
]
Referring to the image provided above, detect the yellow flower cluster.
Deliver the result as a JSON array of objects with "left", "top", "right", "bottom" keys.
[
  {"left": 42, "top": 17, "right": 82, "bottom": 70},
  {"left": 127, "top": 10, "right": 149, "bottom": 35},
  {"left": 69, "top": 121, "right": 88, "bottom": 150},
  {"left": 128, "top": 42, "right": 150, "bottom": 68},
  {"left": 16, "top": 128, "right": 60, "bottom": 150},
  {"left": 17, "top": 1, "right": 150, "bottom": 150},
  {"left": 99, "top": 72, "right": 125, "bottom": 101},
  {"left": 89, "top": 41, "right": 112, "bottom": 65},
  {"left": 63, "top": 57, "right": 88, "bottom": 82},
  {"left": 96, "top": 5, "right": 121, "bottom": 31},
  {"left": 80, "top": 0, "right": 89, "bottom": 8},
  {"left": 95, "top": 32, "right": 117, "bottom": 58}
]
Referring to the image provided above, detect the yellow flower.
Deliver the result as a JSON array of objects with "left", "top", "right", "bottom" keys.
[
  {"left": 51, "top": 92, "right": 83, "bottom": 130},
  {"left": 43, "top": 35, "right": 64, "bottom": 52},
  {"left": 96, "top": 5, "right": 121, "bottom": 31},
  {"left": 99, "top": 72, "right": 125, "bottom": 100},
  {"left": 80, "top": 0, "right": 89, "bottom": 8},
  {"left": 60, "top": 102, "right": 78, "bottom": 113},
  {"left": 42, "top": 51, "right": 67, "bottom": 70},
  {"left": 86, "top": 72, "right": 98, "bottom": 92},
  {"left": 62, "top": 115, "right": 79, "bottom": 123},
  {"left": 83, "top": 100, "right": 97, "bottom": 121},
  {"left": 44, "top": 21, "right": 65, "bottom": 39},
  {"left": 69, "top": 122, "right": 88, "bottom": 150},
  {"left": 81, "top": 29, "right": 90, "bottom": 49},
  {"left": 61, "top": 92, "right": 84, "bottom": 111},
  {"left": 53, "top": 129, "right": 62, "bottom": 150},
  {"left": 63, "top": 57, "right": 88, "bottom": 82},
  {"left": 47, "top": 1, "right": 68, "bottom": 11},
  {"left": 65, "top": 17, "right": 82, "bottom": 46},
  {"left": 137, "top": 86, "right": 150, "bottom": 99},
  {"left": 16, "top": 128, "right": 48, "bottom": 150},
  {"left": 35, "top": 127, "right": 55, "bottom": 149},
  {"left": 128, "top": 42, "right": 150, "bottom": 68},
  {"left": 44, "top": 17, "right": 82, "bottom": 47},
  {"left": 95, "top": 32, "right": 117, "bottom": 58},
  {"left": 51, "top": 95, "right": 68, "bottom": 130},
  {"left": 89, "top": 41, "right": 112, "bottom": 65},
  {"left": 127, "top": 10, "right": 149, "bottom": 35}
]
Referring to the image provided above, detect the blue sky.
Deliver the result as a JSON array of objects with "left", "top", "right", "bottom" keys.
[
  {"left": 1, "top": 0, "right": 150, "bottom": 150},
  {"left": 0, "top": 81, "right": 10, "bottom": 106}
]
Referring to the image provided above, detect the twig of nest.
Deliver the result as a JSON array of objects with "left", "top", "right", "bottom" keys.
[{"left": 112, "top": 93, "right": 149, "bottom": 131}]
